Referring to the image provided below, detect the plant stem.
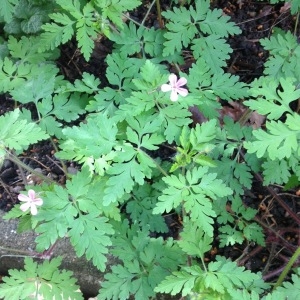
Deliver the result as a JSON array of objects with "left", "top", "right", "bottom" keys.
[
  {"left": 273, "top": 246, "right": 300, "bottom": 289},
  {"left": 155, "top": 0, "right": 164, "bottom": 28},
  {"left": 294, "top": 12, "right": 299, "bottom": 36},
  {"left": 6, "top": 151, "right": 56, "bottom": 184},
  {"left": 239, "top": 151, "right": 300, "bottom": 225},
  {"left": 141, "top": 0, "right": 156, "bottom": 26}
]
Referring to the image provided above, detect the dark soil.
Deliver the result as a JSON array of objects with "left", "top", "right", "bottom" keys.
[{"left": 0, "top": 0, "right": 299, "bottom": 296}]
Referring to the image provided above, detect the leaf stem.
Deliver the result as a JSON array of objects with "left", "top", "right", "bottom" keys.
[
  {"left": 141, "top": 0, "right": 156, "bottom": 26},
  {"left": 155, "top": 0, "right": 164, "bottom": 28},
  {"left": 294, "top": 12, "right": 299, "bottom": 36},
  {"left": 6, "top": 150, "right": 56, "bottom": 184},
  {"left": 273, "top": 246, "right": 300, "bottom": 289}
]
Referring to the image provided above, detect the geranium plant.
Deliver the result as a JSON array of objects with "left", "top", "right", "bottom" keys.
[{"left": 0, "top": 0, "right": 300, "bottom": 299}]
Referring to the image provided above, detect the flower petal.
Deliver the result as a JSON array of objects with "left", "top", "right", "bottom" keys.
[
  {"left": 170, "top": 90, "right": 179, "bottom": 102},
  {"left": 161, "top": 84, "right": 172, "bottom": 92},
  {"left": 168, "top": 74, "right": 177, "bottom": 87},
  {"left": 176, "top": 77, "right": 187, "bottom": 87},
  {"left": 177, "top": 87, "right": 188, "bottom": 97},
  {"left": 20, "top": 202, "right": 31, "bottom": 212},
  {"left": 18, "top": 194, "right": 30, "bottom": 202},
  {"left": 34, "top": 198, "right": 43, "bottom": 206},
  {"left": 28, "top": 189, "right": 36, "bottom": 200},
  {"left": 30, "top": 204, "right": 38, "bottom": 216}
]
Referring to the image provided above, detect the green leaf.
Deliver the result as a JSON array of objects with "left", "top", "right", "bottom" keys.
[
  {"left": 0, "top": 58, "right": 29, "bottom": 93},
  {"left": 162, "top": 5, "right": 199, "bottom": 57},
  {"left": 8, "top": 35, "right": 58, "bottom": 63},
  {"left": 87, "top": 54, "right": 143, "bottom": 114},
  {"left": 110, "top": 23, "right": 165, "bottom": 58},
  {"left": 101, "top": 220, "right": 184, "bottom": 299},
  {"left": 178, "top": 218, "right": 213, "bottom": 257},
  {"left": 69, "top": 213, "right": 114, "bottom": 271},
  {"left": 154, "top": 265, "right": 202, "bottom": 296},
  {"left": 154, "top": 167, "right": 232, "bottom": 237},
  {"left": 159, "top": 105, "right": 192, "bottom": 143},
  {"left": 243, "top": 223, "right": 265, "bottom": 246},
  {"left": 96, "top": 0, "right": 141, "bottom": 28},
  {"left": 98, "top": 264, "right": 135, "bottom": 300},
  {"left": 260, "top": 31, "right": 300, "bottom": 80},
  {"left": 34, "top": 185, "right": 77, "bottom": 251},
  {"left": 219, "top": 224, "right": 244, "bottom": 247},
  {"left": 0, "top": 257, "right": 83, "bottom": 300},
  {"left": 64, "top": 72, "right": 101, "bottom": 94},
  {"left": 0, "top": 0, "right": 17, "bottom": 23},
  {"left": 200, "top": 8, "right": 241, "bottom": 36},
  {"left": 204, "top": 256, "right": 262, "bottom": 294},
  {"left": 111, "top": 20, "right": 141, "bottom": 54},
  {"left": 11, "top": 72, "right": 56, "bottom": 104},
  {"left": 126, "top": 184, "right": 168, "bottom": 233},
  {"left": 244, "top": 114, "right": 300, "bottom": 160},
  {"left": 57, "top": 114, "right": 118, "bottom": 171},
  {"left": 244, "top": 77, "right": 298, "bottom": 119},
  {"left": 38, "top": 13, "right": 75, "bottom": 52},
  {"left": 0, "top": 109, "right": 49, "bottom": 152},
  {"left": 192, "top": 35, "right": 233, "bottom": 73},
  {"left": 103, "top": 113, "right": 164, "bottom": 204},
  {"left": 262, "top": 159, "right": 291, "bottom": 185},
  {"left": 274, "top": 269, "right": 300, "bottom": 300},
  {"left": 211, "top": 72, "right": 248, "bottom": 100},
  {"left": 76, "top": 2, "right": 98, "bottom": 61}
]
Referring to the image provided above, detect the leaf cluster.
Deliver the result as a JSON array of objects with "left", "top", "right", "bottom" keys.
[
  {"left": 0, "top": 257, "right": 83, "bottom": 300},
  {"left": 99, "top": 220, "right": 185, "bottom": 300},
  {"left": 155, "top": 256, "right": 268, "bottom": 298},
  {"left": 29, "top": 168, "right": 117, "bottom": 272},
  {"left": 162, "top": 0, "right": 241, "bottom": 72}
]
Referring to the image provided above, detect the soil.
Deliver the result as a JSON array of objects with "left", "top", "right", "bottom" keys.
[{"left": 0, "top": 0, "right": 299, "bottom": 297}]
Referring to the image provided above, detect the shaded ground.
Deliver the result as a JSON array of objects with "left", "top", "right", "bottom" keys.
[{"left": 0, "top": 0, "right": 299, "bottom": 296}]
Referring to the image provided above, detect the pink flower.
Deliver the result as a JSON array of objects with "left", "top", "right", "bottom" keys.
[
  {"left": 161, "top": 73, "right": 188, "bottom": 102},
  {"left": 18, "top": 189, "right": 43, "bottom": 215}
]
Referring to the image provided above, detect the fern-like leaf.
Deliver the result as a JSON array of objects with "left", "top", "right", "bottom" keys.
[
  {"left": 0, "top": 257, "right": 83, "bottom": 300},
  {"left": 244, "top": 113, "right": 300, "bottom": 160},
  {"left": 0, "top": 109, "right": 49, "bottom": 152},
  {"left": 0, "top": 0, "right": 17, "bottom": 23}
]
